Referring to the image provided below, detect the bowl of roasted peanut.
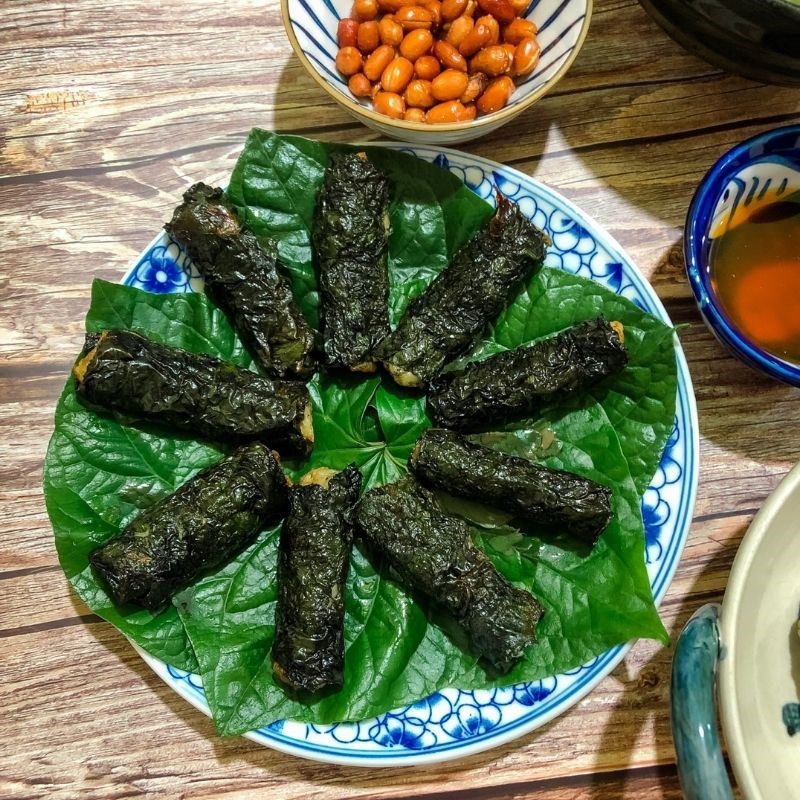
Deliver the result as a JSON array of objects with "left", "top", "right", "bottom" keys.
[{"left": 281, "top": 0, "right": 591, "bottom": 144}]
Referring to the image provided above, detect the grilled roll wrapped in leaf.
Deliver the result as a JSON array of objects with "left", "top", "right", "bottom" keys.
[
  {"left": 410, "top": 429, "right": 612, "bottom": 544},
  {"left": 272, "top": 464, "right": 362, "bottom": 694},
  {"left": 428, "top": 318, "right": 628, "bottom": 430},
  {"left": 376, "top": 195, "right": 547, "bottom": 388},
  {"left": 165, "top": 183, "right": 316, "bottom": 380},
  {"left": 355, "top": 479, "right": 544, "bottom": 673},
  {"left": 73, "top": 329, "right": 313, "bottom": 456},
  {"left": 89, "top": 443, "right": 289, "bottom": 611},
  {"left": 312, "top": 152, "right": 390, "bottom": 372}
]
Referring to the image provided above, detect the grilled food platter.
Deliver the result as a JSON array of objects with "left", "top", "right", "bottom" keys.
[{"left": 44, "top": 133, "right": 698, "bottom": 765}]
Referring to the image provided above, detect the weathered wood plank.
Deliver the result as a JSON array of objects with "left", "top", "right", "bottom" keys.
[
  {"left": 0, "top": 506, "right": 741, "bottom": 797},
  {"left": 0, "top": 625, "right": 685, "bottom": 800},
  {"left": 2, "top": 0, "right": 799, "bottom": 796},
  {"left": 2, "top": 0, "right": 797, "bottom": 182}
]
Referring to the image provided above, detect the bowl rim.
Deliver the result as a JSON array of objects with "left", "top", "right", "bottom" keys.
[
  {"left": 280, "top": 0, "right": 593, "bottom": 133},
  {"left": 683, "top": 123, "right": 800, "bottom": 386},
  {"left": 718, "top": 460, "right": 800, "bottom": 800}
]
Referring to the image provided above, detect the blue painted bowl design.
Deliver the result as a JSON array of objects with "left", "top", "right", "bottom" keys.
[
  {"left": 130, "top": 144, "right": 699, "bottom": 767},
  {"left": 684, "top": 124, "right": 800, "bottom": 386}
]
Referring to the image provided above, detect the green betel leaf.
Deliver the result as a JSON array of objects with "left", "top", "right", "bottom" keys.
[
  {"left": 44, "top": 132, "right": 679, "bottom": 738},
  {"left": 176, "top": 401, "right": 664, "bottom": 735},
  {"left": 227, "top": 129, "right": 493, "bottom": 327},
  {"left": 43, "top": 280, "right": 254, "bottom": 672},
  {"left": 481, "top": 267, "right": 678, "bottom": 495},
  {"left": 226, "top": 129, "right": 326, "bottom": 325}
]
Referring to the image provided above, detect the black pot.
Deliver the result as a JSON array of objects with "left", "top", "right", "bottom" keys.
[{"left": 639, "top": 0, "right": 800, "bottom": 85}]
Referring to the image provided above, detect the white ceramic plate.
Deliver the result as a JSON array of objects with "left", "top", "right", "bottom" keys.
[
  {"left": 126, "top": 144, "right": 699, "bottom": 766},
  {"left": 719, "top": 463, "right": 800, "bottom": 799}
]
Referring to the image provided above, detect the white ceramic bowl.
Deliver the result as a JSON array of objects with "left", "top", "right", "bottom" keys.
[
  {"left": 281, "top": 0, "right": 591, "bottom": 144},
  {"left": 672, "top": 463, "right": 800, "bottom": 799}
]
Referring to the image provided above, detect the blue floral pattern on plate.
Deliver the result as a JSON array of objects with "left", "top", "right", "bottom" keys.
[
  {"left": 128, "top": 237, "right": 203, "bottom": 294},
  {"left": 128, "top": 144, "right": 699, "bottom": 767}
]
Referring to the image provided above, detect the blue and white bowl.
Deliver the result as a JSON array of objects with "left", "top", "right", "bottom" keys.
[
  {"left": 281, "top": 0, "right": 591, "bottom": 144},
  {"left": 684, "top": 125, "right": 800, "bottom": 386}
]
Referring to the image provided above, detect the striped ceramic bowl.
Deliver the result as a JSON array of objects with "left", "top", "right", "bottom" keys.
[{"left": 281, "top": 0, "right": 591, "bottom": 144}]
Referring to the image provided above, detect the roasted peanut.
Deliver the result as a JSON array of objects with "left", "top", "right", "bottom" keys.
[
  {"left": 358, "top": 20, "right": 381, "bottom": 52},
  {"left": 351, "top": 0, "right": 539, "bottom": 124},
  {"left": 377, "top": 0, "right": 416, "bottom": 10},
  {"left": 404, "top": 107, "right": 427, "bottom": 121},
  {"left": 434, "top": 39, "right": 468, "bottom": 70},
  {"left": 381, "top": 55, "right": 415, "bottom": 92},
  {"left": 417, "top": 0, "right": 443, "bottom": 26},
  {"left": 404, "top": 78, "right": 435, "bottom": 107},
  {"left": 476, "top": 14, "right": 500, "bottom": 45},
  {"left": 348, "top": 72, "right": 374, "bottom": 97},
  {"left": 338, "top": 18, "right": 360, "bottom": 48},
  {"left": 431, "top": 68, "right": 470, "bottom": 100},
  {"left": 476, "top": 74, "right": 514, "bottom": 113},
  {"left": 354, "top": 0, "right": 379, "bottom": 19},
  {"left": 373, "top": 91, "right": 407, "bottom": 117},
  {"left": 458, "top": 20, "right": 492, "bottom": 56},
  {"left": 336, "top": 46, "right": 364, "bottom": 76},
  {"left": 445, "top": 14, "right": 473, "bottom": 47},
  {"left": 441, "top": 0, "right": 468, "bottom": 20},
  {"left": 470, "top": 44, "right": 513, "bottom": 75},
  {"left": 477, "top": 0, "right": 515, "bottom": 22},
  {"left": 460, "top": 70, "right": 488, "bottom": 102},
  {"left": 395, "top": 5, "right": 435, "bottom": 29},
  {"left": 400, "top": 28, "right": 434, "bottom": 59},
  {"left": 379, "top": 15, "right": 405, "bottom": 45},
  {"left": 503, "top": 17, "right": 538, "bottom": 44},
  {"left": 513, "top": 36, "right": 539, "bottom": 75},
  {"left": 414, "top": 53, "right": 441, "bottom": 79},
  {"left": 426, "top": 99, "right": 472, "bottom": 122},
  {"left": 364, "top": 43, "right": 396, "bottom": 80}
]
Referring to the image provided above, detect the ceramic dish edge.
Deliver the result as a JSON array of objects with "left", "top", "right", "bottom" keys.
[
  {"left": 718, "top": 462, "right": 800, "bottom": 800},
  {"left": 122, "top": 142, "right": 700, "bottom": 766}
]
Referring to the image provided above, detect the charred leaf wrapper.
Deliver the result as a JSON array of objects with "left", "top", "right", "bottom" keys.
[
  {"left": 410, "top": 429, "right": 613, "bottom": 544},
  {"left": 89, "top": 442, "right": 290, "bottom": 611},
  {"left": 272, "top": 464, "right": 362, "bottom": 694},
  {"left": 73, "top": 329, "right": 314, "bottom": 457},
  {"left": 376, "top": 195, "right": 548, "bottom": 388},
  {"left": 428, "top": 317, "right": 629, "bottom": 430},
  {"left": 355, "top": 479, "right": 544, "bottom": 674},
  {"left": 165, "top": 183, "right": 317, "bottom": 380},
  {"left": 312, "top": 152, "right": 391, "bottom": 372}
]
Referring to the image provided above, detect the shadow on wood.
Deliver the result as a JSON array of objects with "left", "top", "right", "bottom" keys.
[{"left": 586, "top": 520, "right": 746, "bottom": 798}]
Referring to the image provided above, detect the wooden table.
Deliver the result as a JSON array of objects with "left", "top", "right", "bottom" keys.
[{"left": 2, "top": 1, "right": 799, "bottom": 797}]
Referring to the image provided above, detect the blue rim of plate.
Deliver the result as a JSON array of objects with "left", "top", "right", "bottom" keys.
[
  {"left": 683, "top": 124, "right": 800, "bottom": 387},
  {"left": 129, "top": 143, "right": 699, "bottom": 767}
]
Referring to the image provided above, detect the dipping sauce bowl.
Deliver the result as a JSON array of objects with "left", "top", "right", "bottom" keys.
[{"left": 684, "top": 125, "right": 800, "bottom": 386}]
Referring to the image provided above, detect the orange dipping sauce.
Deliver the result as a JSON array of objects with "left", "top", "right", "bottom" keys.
[{"left": 709, "top": 196, "right": 800, "bottom": 364}]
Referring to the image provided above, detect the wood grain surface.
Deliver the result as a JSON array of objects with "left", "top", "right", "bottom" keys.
[{"left": 1, "top": 0, "right": 799, "bottom": 797}]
